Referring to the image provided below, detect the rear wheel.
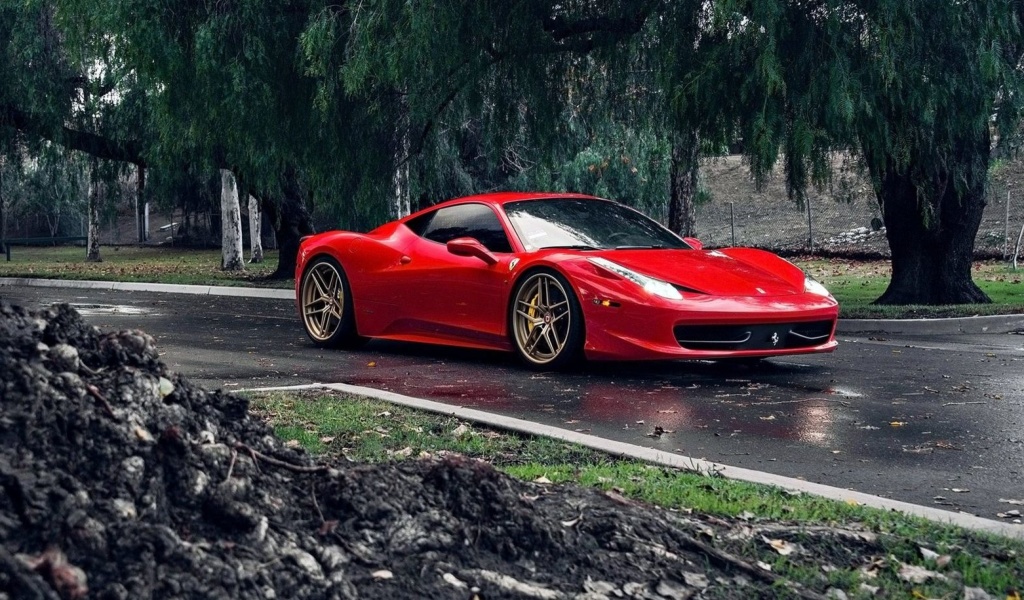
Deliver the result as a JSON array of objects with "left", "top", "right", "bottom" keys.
[
  {"left": 299, "top": 256, "right": 366, "bottom": 348},
  {"left": 510, "top": 269, "right": 584, "bottom": 369}
]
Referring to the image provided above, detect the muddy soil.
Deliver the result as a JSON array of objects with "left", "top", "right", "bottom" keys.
[{"left": 0, "top": 302, "right": 1011, "bottom": 599}]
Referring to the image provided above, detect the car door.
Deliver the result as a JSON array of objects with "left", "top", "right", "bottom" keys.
[{"left": 385, "top": 203, "right": 516, "bottom": 349}]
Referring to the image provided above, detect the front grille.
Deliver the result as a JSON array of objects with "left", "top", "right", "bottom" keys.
[{"left": 674, "top": 320, "right": 834, "bottom": 351}]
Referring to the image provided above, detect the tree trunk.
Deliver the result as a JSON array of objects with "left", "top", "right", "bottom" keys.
[
  {"left": 248, "top": 194, "right": 264, "bottom": 263},
  {"left": 220, "top": 169, "right": 245, "bottom": 271},
  {"left": 392, "top": 95, "right": 411, "bottom": 219},
  {"left": 262, "top": 166, "right": 314, "bottom": 280},
  {"left": 86, "top": 157, "right": 102, "bottom": 262},
  {"left": 1, "top": 160, "right": 7, "bottom": 240},
  {"left": 668, "top": 130, "right": 699, "bottom": 238},
  {"left": 873, "top": 141, "right": 991, "bottom": 305},
  {"left": 136, "top": 164, "right": 147, "bottom": 244}
]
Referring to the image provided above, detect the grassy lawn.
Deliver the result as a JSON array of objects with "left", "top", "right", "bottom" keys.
[
  {"left": 2, "top": 245, "right": 1023, "bottom": 318},
  {"left": 0, "top": 245, "right": 290, "bottom": 288},
  {"left": 799, "top": 257, "right": 1024, "bottom": 319},
  {"left": 246, "top": 389, "right": 1024, "bottom": 598}
]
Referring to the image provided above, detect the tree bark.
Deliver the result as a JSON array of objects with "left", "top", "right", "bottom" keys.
[
  {"left": 86, "top": 157, "right": 102, "bottom": 262},
  {"left": 261, "top": 166, "right": 314, "bottom": 280},
  {"left": 0, "top": 159, "right": 6, "bottom": 241},
  {"left": 220, "top": 169, "right": 245, "bottom": 271},
  {"left": 668, "top": 130, "right": 699, "bottom": 238},
  {"left": 872, "top": 136, "right": 991, "bottom": 305},
  {"left": 392, "top": 95, "right": 412, "bottom": 219},
  {"left": 248, "top": 194, "right": 264, "bottom": 263},
  {"left": 136, "top": 164, "right": 147, "bottom": 244}
]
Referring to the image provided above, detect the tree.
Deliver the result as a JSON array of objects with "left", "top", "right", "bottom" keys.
[
  {"left": 220, "top": 169, "right": 244, "bottom": 271},
  {"left": 662, "top": 0, "right": 1024, "bottom": 304},
  {"left": 248, "top": 195, "right": 263, "bottom": 263}
]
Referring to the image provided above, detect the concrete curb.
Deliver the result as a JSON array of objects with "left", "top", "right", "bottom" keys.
[
  {"left": 837, "top": 314, "right": 1024, "bottom": 336},
  {"left": 243, "top": 382, "right": 1024, "bottom": 540},
  {"left": 5, "top": 277, "right": 1024, "bottom": 334},
  {"left": 0, "top": 277, "right": 293, "bottom": 300}
]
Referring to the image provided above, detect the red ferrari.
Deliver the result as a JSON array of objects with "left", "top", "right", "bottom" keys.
[{"left": 295, "top": 192, "right": 838, "bottom": 368}]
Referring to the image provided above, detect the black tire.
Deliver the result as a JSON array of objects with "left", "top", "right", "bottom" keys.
[
  {"left": 509, "top": 269, "right": 584, "bottom": 369},
  {"left": 299, "top": 256, "right": 366, "bottom": 348}
]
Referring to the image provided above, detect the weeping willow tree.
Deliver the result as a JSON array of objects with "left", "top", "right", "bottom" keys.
[
  {"left": 4, "top": 0, "right": 1022, "bottom": 301},
  {"left": 662, "top": 0, "right": 1024, "bottom": 304}
]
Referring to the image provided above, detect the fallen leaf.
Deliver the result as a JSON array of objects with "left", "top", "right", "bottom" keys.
[
  {"left": 451, "top": 424, "right": 471, "bottom": 437},
  {"left": 367, "top": 361, "right": 377, "bottom": 367},
  {"left": 919, "top": 547, "right": 939, "bottom": 561},
  {"left": 320, "top": 436, "right": 335, "bottom": 444},
  {"left": 763, "top": 536, "right": 797, "bottom": 556},
  {"left": 898, "top": 563, "right": 947, "bottom": 584},
  {"left": 997, "top": 510, "right": 1021, "bottom": 518},
  {"left": 371, "top": 570, "right": 393, "bottom": 580},
  {"left": 391, "top": 446, "right": 413, "bottom": 458},
  {"left": 890, "top": 421, "right": 907, "bottom": 427},
  {"left": 284, "top": 439, "right": 300, "bottom": 448},
  {"left": 759, "top": 415, "right": 776, "bottom": 421},
  {"left": 561, "top": 515, "right": 583, "bottom": 527},
  {"left": 999, "top": 498, "right": 1024, "bottom": 505},
  {"left": 533, "top": 476, "right": 552, "bottom": 484}
]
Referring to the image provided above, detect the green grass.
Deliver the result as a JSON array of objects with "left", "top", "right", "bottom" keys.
[
  {"left": 246, "top": 389, "right": 1024, "bottom": 598},
  {"left": 3, "top": 246, "right": 1023, "bottom": 318},
  {"left": 795, "top": 257, "right": 1024, "bottom": 319},
  {"left": 0, "top": 245, "right": 289, "bottom": 287}
]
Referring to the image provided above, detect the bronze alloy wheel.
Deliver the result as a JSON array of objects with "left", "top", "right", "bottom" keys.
[
  {"left": 511, "top": 270, "right": 583, "bottom": 367},
  {"left": 300, "top": 256, "right": 364, "bottom": 348}
]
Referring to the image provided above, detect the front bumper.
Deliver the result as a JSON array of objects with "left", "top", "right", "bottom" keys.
[{"left": 576, "top": 285, "right": 839, "bottom": 361}]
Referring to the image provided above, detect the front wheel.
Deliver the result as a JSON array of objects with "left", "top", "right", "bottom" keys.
[
  {"left": 299, "top": 256, "right": 366, "bottom": 348},
  {"left": 510, "top": 269, "right": 584, "bottom": 369}
]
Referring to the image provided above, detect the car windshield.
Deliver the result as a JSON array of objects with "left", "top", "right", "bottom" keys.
[{"left": 504, "top": 198, "right": 690, "bottom": 251}]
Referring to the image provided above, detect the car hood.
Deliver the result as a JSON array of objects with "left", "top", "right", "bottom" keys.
[{"left": 591, "top": 249, "right": 804, "bottom": 297}]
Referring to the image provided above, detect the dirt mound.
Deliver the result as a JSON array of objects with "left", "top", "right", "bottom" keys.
[{"left": 0, "top": 302, "right": 891, "bottom": 599}]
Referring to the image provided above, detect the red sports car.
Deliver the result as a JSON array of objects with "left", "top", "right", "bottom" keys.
[{"left": 295, "top": 192, "right": 838, "bottom": 368}]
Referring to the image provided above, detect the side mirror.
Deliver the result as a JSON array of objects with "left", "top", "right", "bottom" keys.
[
  {"left": 683, "top": 237, "right": 704, "bottom": 250},
  {"left": 447, "top": 237, "right": 498, "bottom": 265}
]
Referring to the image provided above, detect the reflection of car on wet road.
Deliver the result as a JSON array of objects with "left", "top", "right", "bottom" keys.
[{"left": 296, "top": 192, "right": 840, "bottom": 368}]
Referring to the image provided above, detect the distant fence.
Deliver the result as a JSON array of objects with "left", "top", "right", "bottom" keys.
[{"left": 692, "top": 159, "right": 1023, "bottom": 259}]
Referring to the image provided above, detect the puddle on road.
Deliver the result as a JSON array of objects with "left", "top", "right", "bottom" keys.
[
  {"left": 66, "top": 303, "right": 152, "bottom": 317},
  {"left": 827, "top": 387, "right": 864, "bottom": 398}
]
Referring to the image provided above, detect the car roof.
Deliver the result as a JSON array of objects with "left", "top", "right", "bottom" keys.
[{"left": 401, "top": 192, "right": 605, "bottom": 222}]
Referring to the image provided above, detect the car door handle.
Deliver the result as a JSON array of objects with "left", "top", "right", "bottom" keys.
[{"left": 400, "top": 256, "right": 412, "bottom": 265}]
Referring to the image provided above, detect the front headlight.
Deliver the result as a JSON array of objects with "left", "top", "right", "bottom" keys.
[
  {"left": 804, "top": 276, "right": 833, "bottom": 298},
  {"left": 589, "top": 257, "right": 683, "bottom": 300}
]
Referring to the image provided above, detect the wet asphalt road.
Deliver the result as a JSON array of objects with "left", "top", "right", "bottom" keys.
[{"left": 3, "top": 283, "right": 1023, "bottom": 521}]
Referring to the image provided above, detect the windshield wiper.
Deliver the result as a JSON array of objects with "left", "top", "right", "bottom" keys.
[
  {"left": 614, "top": 245, "right": 668, "bottom": 250},
  {"left": 542, "top": 244, "right": 601, "bottom": 251}
]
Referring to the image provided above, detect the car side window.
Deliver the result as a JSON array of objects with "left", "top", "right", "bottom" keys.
[{"left": 405, "top": 203, "right": 513, "bottom": 253}]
